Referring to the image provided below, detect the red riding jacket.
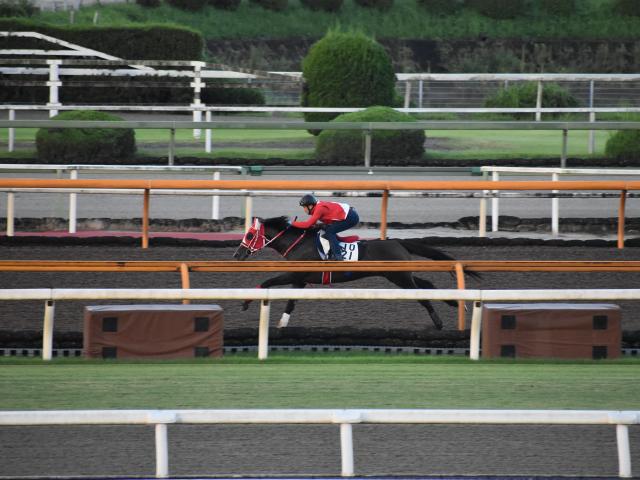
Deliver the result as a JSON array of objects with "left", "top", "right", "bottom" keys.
[{"left": 291, "top": 201, "right": 350, "bottom": 229}]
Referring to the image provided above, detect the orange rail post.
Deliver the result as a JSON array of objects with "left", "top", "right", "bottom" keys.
[
  {"left": 180, "top": 263, "right": 190, "bottom": 305},
  {"left": 142, "top": 188, "right": 150, "bottom": 249},
  {"left": 618, "top": 190, "right": 627, "bottom": 250},
  {"left": 454, "top": 262, "right": 466, "bottom": 330},
  {"left": 381, "top": 189, "right": 389, "bottom": 240}
]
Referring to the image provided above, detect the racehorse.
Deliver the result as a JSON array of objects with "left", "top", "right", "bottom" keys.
[{"left": 233, "top": 216, "right": 479, "bottom": 330}]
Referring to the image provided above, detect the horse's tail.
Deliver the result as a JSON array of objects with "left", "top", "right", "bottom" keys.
[{"left": 399, "top": 238, "right": 482, "bottom": 281}]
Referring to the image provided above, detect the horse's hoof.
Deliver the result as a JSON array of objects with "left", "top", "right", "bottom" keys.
[{"left": 277, "top": 313, "right": 290, "bottom": 328}]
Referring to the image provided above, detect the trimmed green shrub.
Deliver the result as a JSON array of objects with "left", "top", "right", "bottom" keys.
[
  {"left": 136, "top": 0, "right": 161, "bottom": 7},
  {"left": 36, "top": 111, "right": 136, "bottom": 163},
  {"left": 302, "top": 30, "right": 396, "bottom": 129},
  {"left": 613, "top": 0, "right": 640, "bottom": 16},
  {"left": 249, "top": 0, "right": 287, "bottom": 11},
  {"left": 354, "top": 0, "right": 393, "bottom": 10},
  {"left": 202, "top": 86, "right": 265, "bottom": 105},
  {"left": 208, "top": 0, "right": 241, "bottom": 9},
  {"left": 300, "top": 0, "right": 343, "bottom": 12},
  {"left": 0, "top": 19, "right": 203, "bottom": 60},
  {"left": 417, "top": 0, "right": 464, "bottom": 15},
  {"left": 316, "top": 106, "right": 425, "bottom": 164},
  {"left": 0, "top": 0, "right": 36, "bottom": 17},
  {"left": 484, "top": 82, "right": 579, "bottom": 118},
  {"left": 605, "top": 130, "right": 640, "bottom": 161},
  {"left": 538, "top": 0, "right": 575, "bottom": 16},
  {"left": 167, "top": 0, "right": 207, "bottom": 10},
  {"left": 465, "top": 0, "right": 528, "bottom": 19}
]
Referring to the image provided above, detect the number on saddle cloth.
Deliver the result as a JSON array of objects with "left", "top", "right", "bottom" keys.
[{"left": 315, "top": 232, "right": 360, "bottom": 261}]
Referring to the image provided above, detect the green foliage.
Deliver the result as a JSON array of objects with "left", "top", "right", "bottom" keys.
[
  {"left": 248, "top": 0, "right": 287, "bottom": 11},
  {"left": 417, "top": 0, "right": 464, "bottom": 15},
  {"left": 613, "top": 0, "right": 640, "bottom": 16},
  {"left": 466, "top": 0, "right": 529, "bottom": 19},
  {"left": 0, "top": 18, "right": 203, "bottom": 60},
  {"left": 302, "top": 30, "right": 396, "bottom": 127},
  {"left": 538, "top": 0, "right": 575, "bottom": 16},
  {"left": 605, "top": 130, "right": 640, "bottom": 161},
  {"left": 484, "top": 82, "right": 579, "bottom": 118},
  {"left": 208, "top": 0, "right": 241, "bottom": 10},
  {"left": 354, "top": 0, "right": 393, "bottom": 11},
  {"left": 135, "top": 0, "right": 161, "bottom": 7},
  {"left": 300, "top": 0, "right": 343, "bottom": 12},
  {"left": 316, "top": 106, "right": 425, "bottom": 164},
  {"left": 35, "top": 111, "right": 136, "bottom": 163},
  {"left": 0, "top": 0, "right": 36, "bottom": 17},
  {"left": 167, "top": 0, "right": 207, "bottom": 10}
]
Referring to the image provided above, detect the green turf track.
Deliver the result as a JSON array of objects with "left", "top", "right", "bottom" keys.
[{"left": 1, "top": 355, "right": 638, "bottom": 410}]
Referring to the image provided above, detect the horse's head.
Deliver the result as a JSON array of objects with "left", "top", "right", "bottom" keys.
[
  {"left": 233, "top": 216, "right": 292, "bottom": 260},
  {"left": 234, "top": 217, "right": 266, "bottom": 260}
]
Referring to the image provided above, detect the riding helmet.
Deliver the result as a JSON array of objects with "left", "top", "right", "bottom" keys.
[{"left": 299, "top": 194, "right": 318, "bottom": 207}]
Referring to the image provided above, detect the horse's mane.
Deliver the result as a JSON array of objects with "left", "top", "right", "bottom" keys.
[{"left": 262, "top": 216, "right": 321, "bottom": 235}]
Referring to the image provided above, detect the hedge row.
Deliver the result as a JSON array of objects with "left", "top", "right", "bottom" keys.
[{"left": 0, "top": 18, "right": 203, "bottom": 60}]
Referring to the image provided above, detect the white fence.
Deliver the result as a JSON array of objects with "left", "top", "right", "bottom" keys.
[
  {"left": 2, "top": 287, "right": 639, "bottom": 362},
  {"left": 0, "top": 408, "right": 637, "bottom": 478}
]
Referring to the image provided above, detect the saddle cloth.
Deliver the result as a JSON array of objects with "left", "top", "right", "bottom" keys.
[{"left": 316, "top": 232, "right": 359, "bottom": 261}]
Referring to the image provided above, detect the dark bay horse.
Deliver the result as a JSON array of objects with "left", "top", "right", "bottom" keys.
[{"left": 233, "top": 216, "right": 479, "bottom": 330}]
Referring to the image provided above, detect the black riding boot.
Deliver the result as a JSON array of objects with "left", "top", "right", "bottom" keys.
[{"left": 329, "top": 249, "right": 343, "bottom": 261}]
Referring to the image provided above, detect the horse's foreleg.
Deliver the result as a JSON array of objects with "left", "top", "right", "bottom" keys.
[
  {"left": 279, "top": 282, "right": 306, "bottom": 328},
  {"left": 241, "top": 273, "right": 301, "bottom": 312}
]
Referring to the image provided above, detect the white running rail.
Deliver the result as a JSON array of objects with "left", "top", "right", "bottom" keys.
[
  {"left": 1, "top": 287, "right": 639, "bottom": 361},
  {"left": 0, "top": 408, "right": 637, "bottom": 478}
]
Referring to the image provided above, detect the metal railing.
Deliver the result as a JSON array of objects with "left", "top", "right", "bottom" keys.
[{"left": 0, "top": 408, "right": 637, "bottom": 478}]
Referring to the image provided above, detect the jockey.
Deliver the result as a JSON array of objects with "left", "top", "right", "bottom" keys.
[{"left": 292, "top": 194, "right": 359, "bottom": 261}]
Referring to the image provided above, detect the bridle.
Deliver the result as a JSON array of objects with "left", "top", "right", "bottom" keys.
[{"left": 240, "top": 218, "right": 305, "bottom": 257}]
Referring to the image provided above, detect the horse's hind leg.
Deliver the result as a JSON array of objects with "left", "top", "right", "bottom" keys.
[
  {"left": 385, "top": 272, "right": 443, "bottom": 330},
  {"left": 412, "top": 275, "right": 458, "bottom": 308},
  {"left": 279, "top": 282, "right": 306, "bottom": 328}
]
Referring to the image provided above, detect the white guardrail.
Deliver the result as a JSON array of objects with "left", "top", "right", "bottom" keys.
[
  {"left": 0, "top": 408, "right": 638, "bottom": 478},
  {"left": 479, "top": 166, "right": 640, "bottom": 237},
  {"left": 3, "top": 287, "right": 640, "bottom": 362}
]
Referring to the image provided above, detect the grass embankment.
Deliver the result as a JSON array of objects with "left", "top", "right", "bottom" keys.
[
  {"left": 1, "top": 355, "right": 638, "bottom": 410},
  {"left": 31, "top": 0, "right": 640, "bottom": 41},
  {"left": 0, "top": 128, "right": 613, "bottom": 161}
]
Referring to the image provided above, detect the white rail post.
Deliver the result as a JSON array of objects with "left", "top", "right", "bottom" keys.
[
  {"left": 47, "top": 60, "right": 62, "bottom": 118},
  {"left": 469, "top": 301, "right": 483, "bottom": 361},
  {"left": 211, "top": 171, "right": 220, "bottom": 220},
  {"left": 561, "top": 129, "right": 568, "bottom": 168},
  {"left": 6, "top": 192, "right": 15, "bottom": 236},
  {"left": 244, "top": 194, "right": 253, "bottom": 232},
  {"left": 418, "top": 79, "right": 424, "bottom": 108},
  {"left": 617, "top": 424, "right": 632, "bottom": 478},
  {"left": 168, "top": 129, "right": 175, "bottom": 166},
  {"left": 551, "top": 172, "right": 559, "bottom": 237},
  {"left": 205, "top": 110, "right": 212, "bottom": 153},
  {"left": 491, "top": 171, "right": 499, "bottom": 232},
  {"left": 8, "top": 109, "right": 15, "bottom": 152},
  {"left": 155, "top": 423, "right": 169, "bottom": 478},
  {"left": 363, "top": 130, "right": 372, "bottom": 168},
  {"left": 588, "top": 80, "right": 595, "bottom": 154},
  {"left": 42, "top": 300, "right": 55, "bottom": 361},
  {"left": 535, "top": 80, "right": 543, "bottom": 121},
  {"left": 258, "top": 300, "right": 270, "bottom": 360},
  {"left": 69, "top": 169, "right": 78, "bottom": 233},
  {"left": 479, "top": 172, "right": 488, "bottom": 237},
  {"left": 403, "top": 81, "right": 411, "bottom": 108},
  {"left": 340, "top": 423, "right": 355, "bottom": 477},
  {"left": 192, "top": 61, "right": 204, "bottom": 140}
]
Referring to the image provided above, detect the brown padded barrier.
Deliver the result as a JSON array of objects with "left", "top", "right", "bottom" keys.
[
  {"left": 481, "top": 303, "right": 621, "bottom": 360},
  {"left": 83, "top": 305, "right": 223, "bottom": 359}
]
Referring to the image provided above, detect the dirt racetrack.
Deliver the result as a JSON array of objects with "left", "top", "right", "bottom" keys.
[
  {"left": 1, "top": 238, "right": 640, "bottom": 478},
  {"left": 1, "top": 238, "right": 640, "bottom": 346}
]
